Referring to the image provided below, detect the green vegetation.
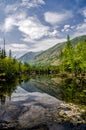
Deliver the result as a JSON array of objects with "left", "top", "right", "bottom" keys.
[
  {"left": 25, "top": 35, "right": 86, "bottom": 77},
  {"left": 19, "top": 35, "right": 86, "bottom": 66},
  {"left": 0, "top": 49, "right": 58, "bottom": 79},
  {"left": 0, "top": 35, "right": 86, "bottom": 79},
  {"left": 0, "top": 34, "right": 86, "bottom": 107},
  {"left": 60, "top": 77, "right": 86, "bottom": 105},
  {"left": 60, "top": 35, "right": 86, "bottom": 77},
  {"left": 0, "top": 48, "right": 29, "bottom": 79}
]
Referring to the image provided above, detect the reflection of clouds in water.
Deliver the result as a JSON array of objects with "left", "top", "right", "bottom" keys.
[
  {"left": 11, "top": 86, "right": 60, "bottom": 106},
  {"left": 11, "top": 86, "right": 29, "bottom": 102}
]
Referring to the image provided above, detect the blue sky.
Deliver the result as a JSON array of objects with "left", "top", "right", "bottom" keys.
[{"left": 0, "top": 0, "right": 86, "bottom": 57}]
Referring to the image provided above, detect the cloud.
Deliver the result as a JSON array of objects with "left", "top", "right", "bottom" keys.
[
  {"left": 5, "top": 43, "right": 29, "bottom": 52},
  {"left": 10, "top": 43, "right": 28, "bottom": 50},
  {"left": 84, "top": 19, "right": 86, "bottom": 22},
  {"left": 48, "top": 30, "right": 59, "bottom": 37},
  {"left": 2, "top": 11, "right": 27, "bottom": 32},
  {"left": 61, "top": 24, "right": 75, "bottom": 32},
  {"left": 5, "top": 43, "right": 29, "bottom": 58},
  {"left": 0, "top": 42, "right": 29, "bottom": 58},
  {"left": 4, "top": 17, "right": 16, "bottom": 32},
  {"left": 5, "top": 4, "right": 19, "bottom": 14},
  {"left": 21, "top": 0, "right": 45, "bottom": 8},
  {"left": 72, "top": 22, "right": 86, "bottom": 37},
  {"left": 44, "top": 11, "right": 73, "bottom": 25},
  {"left": 76, "top": 23, "right": 86, "bottom": 33},
  {"left": 0, "top": 37, "right": 3, "bottom": 42},
  {"left": 18, "top": 16, "right": 49, "bottom": 41},
  {"left": 61, "top": 25, "right": 70, "bottom": 32},
  {"left": 1, "top": 0, "right": 85, "bottom": 58},
  {"left": 82, "top": 8, "right": 86, "bottom": 17},
  {"left": 5, "top": 0, "right": 45, "bottom": 14},
  {"left": 16, "top": 15, "right": 59, "bottom": 42},
  {"left": 28, "top": 38, "right": 66, "bottom": 52},
  {"left": 2, "top": 9, "right": 60, "bottom": 42},
  {"left": 0, "top": 0, "right": 46, "bottom": 36},
  {"left": 5, "top": 38, "right": 66, "bottom": 57}
]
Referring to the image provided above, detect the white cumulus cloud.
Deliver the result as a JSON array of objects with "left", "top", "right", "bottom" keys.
[
  {"left": 44, "top": 11, "right": 73, "bottom": 25},
  {"left": 61, "top": 24, "right": 70, "bottom": 32},
  {"left": 4, "top": 17, "right": 16, "bottom": 32},
  {"left": 61, "top": 24, "right": 75, "bottom": 32},
  {"left": 2, "top": 11, "right": 60, "bottom": 43},
  {"left": 2, "top": 11, "right": 27, "bottom": 32},
  {"left": 18, "top": 16, "right": 49, "bottom": 41}
]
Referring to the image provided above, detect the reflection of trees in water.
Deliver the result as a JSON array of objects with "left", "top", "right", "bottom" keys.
[
  {"left": 30, "top": 75, "right": 86, "bottom": 106},
  {"left": 0, "top": 78, "right": 18, "bottom": 105},
  {"left": 30, "top": 75, "right": 63, "bottom": 99},
  {"left": 0, "top": 75, "right": 85, "bottom": 106},
  {"left": 60, "top": 78, "right": 86, "bottom": 105},
  {"left": 0, "top": 95, "right": 6, "bottom": 105},
  {"left": 0, "top": 75, "right": 30, "bottom": 105}
]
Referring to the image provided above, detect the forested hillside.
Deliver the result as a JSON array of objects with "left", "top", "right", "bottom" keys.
[
  {"left": 19, "top": 35, "right": 86, "bottom": 66},
  {"left": 60, "top": 35, "right": 86, "bottom": 76},
  {"left": 31, "top": 35, "right": 86, "bottom": 65}
]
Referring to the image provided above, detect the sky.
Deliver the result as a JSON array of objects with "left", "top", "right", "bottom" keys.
[{"left": 0, "top": 0, "right": 86, "bottom": 57}]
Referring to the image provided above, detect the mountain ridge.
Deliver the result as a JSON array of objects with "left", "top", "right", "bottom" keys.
[
  {"left": 19, "top": 35, "right": 86, "bottom": 65},
  {"left": 18, "top": 51, "right": 41, "bottom": 63}
]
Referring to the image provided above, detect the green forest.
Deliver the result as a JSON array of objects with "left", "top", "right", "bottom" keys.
[
  {"left": 60, "top": 35, "right": 86, "bottom": 77},
  {"left": 0, "top": 48, "right": 29, "bottom": 79},
  {"left": 0, "top": 35, "right": 86, "bottom": 79}
]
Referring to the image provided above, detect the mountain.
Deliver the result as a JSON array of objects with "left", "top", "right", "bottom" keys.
[
  {"left": 30, "top": 35, "right": 86, "bottom": 65},
  {"left": 18, "top": 51, "right": 41, "bottom": 63},
  {"left": 19, "top": 35, "right": 86, "bottom": 65}
]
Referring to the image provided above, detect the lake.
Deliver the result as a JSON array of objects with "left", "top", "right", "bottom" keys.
[
  {"left": 0, "top": 75, "right": 86, "bottom": 106},
  {"left": 0, "top": 75, "right": 86, "bottom": 130}
]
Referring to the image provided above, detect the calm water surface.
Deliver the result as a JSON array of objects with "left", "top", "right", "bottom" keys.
[{"left": 0, "top": 75, "right": 86, "bottom": 106}]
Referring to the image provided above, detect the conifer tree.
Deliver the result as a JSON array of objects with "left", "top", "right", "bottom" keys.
[
  {"left": 61, "top": 35, "right": 73, "bottom": 72},
  {"left": 9, "top": 50, "right": 12, "bottom": 58}
]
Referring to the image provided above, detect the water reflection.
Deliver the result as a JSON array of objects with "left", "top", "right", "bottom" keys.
[
  {"left": 0, "top": 78, "right": 18, "bottom": 105},
  {"left": 20, "top": 75, "right": 86, "bottom": 105},
  {"left": 0, "top": 75, "right": 86, "bottom": 106},
  {"left": 60, "top": 77, "right": 86, "bottom": 105}
]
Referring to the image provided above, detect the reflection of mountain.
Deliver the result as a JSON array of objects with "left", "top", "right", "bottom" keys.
[
  {"left": 30, "top": 77, "right": 63, "bottom": 99},
  {"left": 20, "top": 76, "right": 86, "bottom": 106},
  {"left": 19, "top": 35, "right": 86, "bottom": 65},
  {"left": 20, "top": 76, "right": 63, "bottom": 99},
  {"left": 20, "top": 80, "right": 43, "bottom": 93}
]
